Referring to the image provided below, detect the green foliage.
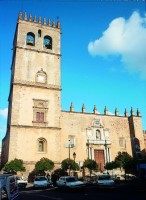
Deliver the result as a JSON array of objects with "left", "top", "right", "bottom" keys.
[
  {"left": 53, "top": 168, "right": 68, "bottom": 177},
  {"left": 83, "top": 159, "right": 98, "bottom": 174},
  {"left": 35, "top": 157, "right": 54, "bottom": 173},
  {"left": 105, "top": 161, "right": 119, "bottom": 170},
  {"left": 28, "top": 170, "right": 40, "bottom": 182},
  {"left": 61, "top": 159, "right": 79, "bottom": 171},
  {"left": 3, "top": 158, "right": 26, "bottom": 173},
  {"left": 115, "top": 152, "right": 137, "bottom": 174}
]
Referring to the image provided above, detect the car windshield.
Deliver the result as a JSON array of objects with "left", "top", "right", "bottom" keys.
[
  {"left": 98, "top": 175, "right": 111, "bottom": 180},
  {"left": 35, "top": 177, "right": 47, "bottom": 181},
  {"left": 66, "top": 177, "right": 77, "bottom": 182}
]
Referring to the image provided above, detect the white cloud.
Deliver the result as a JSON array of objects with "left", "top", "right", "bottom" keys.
[
  {"left": 0, "top": 108, "right": 8, "bottom": 119},
  {"left": 0, "top": 121, "right": 6, "bottom": 144},
  {"left": 88, "top": 11, "right": 146, "bottom": 79}
]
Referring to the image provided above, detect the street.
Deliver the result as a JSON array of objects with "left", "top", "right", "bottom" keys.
[{"left": 18, "top": 183, "right": 146, "bottom": 200}]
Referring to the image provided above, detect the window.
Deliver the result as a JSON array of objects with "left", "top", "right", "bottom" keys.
[
  {"left": 68, "top": 135, "right": 76, "bottom": 147},
  {"left": 96, "top": 130, "right": 101, "bottom": 140},
  {"left": 43, "top": 35, "right": 52, "bottom": 49},
  {"left": 32, "top": 99, "right": 48, "bottom": 126},
  {"left": 119, "top": 137, "right": 125, "bottom": 148},
  {"left": 36, "top": 112, "right": 44, "bottom": 122},
  {"left": 38, "top": 29, "right": 41, "bottom": 37},
  {"left": 38, "top": 141, "right": 44, "bottom": 152},
  {"left": 38, "top": 138, "right": 47, "bottom": 152},
  {"left": 26, "top": 32, "right": 35, "bottom": 46}
]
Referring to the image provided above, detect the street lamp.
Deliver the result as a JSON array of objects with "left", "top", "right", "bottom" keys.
[
  {"left": 68, "top": 139, "right": 71, "bottom": 176},
  {"left": 73, "top": 152, "right": 76, "bottom": 161},
  {"left": 87, "top": 138, "right": 90, "bottom": 159},
  {"left": 68, "top": 139, "right": 70, "bottom": 161}
]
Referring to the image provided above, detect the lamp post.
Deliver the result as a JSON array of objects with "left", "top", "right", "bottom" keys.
[
  {"left": 87, "top": 138, "right": 90, "bottom": 159},
  {"left": 68, "top": 139, "right": 71, "bottom": 175},
  {"left": 73, "top": 152, "right": 76, "bottom": 161},
  {"left": 68, "top": 139, "right": 70, "bottom": 161}
]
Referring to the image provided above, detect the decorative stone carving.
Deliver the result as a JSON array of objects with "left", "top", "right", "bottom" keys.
[{"left": 36, "top": 68, "right": 47, "bottom": 84}]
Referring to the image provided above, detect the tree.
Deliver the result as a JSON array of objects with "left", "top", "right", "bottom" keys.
[
  {"left": 53, "top": 168, "right": 68, "bottom": 177},
  {"left": 3, "top": 158, "right": 26, "bottom": 174},
  {"left": 115, "top": 152, "right": 137, "bottom": 175},
  {"left": 35, "top": 157, "right": 54, "bottom": 174},
  {"left": 83, "top": 159, "right": 98, "bottom": 176},
  {"left": 61, "top": 158, "right": 79, "bottom": 172},
  {"left": 104, "top": 161, "right": 119, "bottom": 177},
  {"left": 105, "top": 161, "right": 119, "bottom": 171}
]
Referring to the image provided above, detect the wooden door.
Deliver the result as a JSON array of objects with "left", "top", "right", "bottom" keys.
[{"left": 94, "top": 150, "right": 105, "bottom": 171}]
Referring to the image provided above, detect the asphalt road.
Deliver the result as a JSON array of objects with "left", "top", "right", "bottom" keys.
[{"left": 18, "top": 183, "right": 146, "bottom": 200}]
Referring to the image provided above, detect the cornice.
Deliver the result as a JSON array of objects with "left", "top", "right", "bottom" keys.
[
  {"left": 16, "top": 46, "right": 61, "bottom": 57},
  {"left": 11, "top": 124, "right": 61, "bottom": 130},
  {"left": 13, "top": 80, "right": 61, "bottom": 91}
]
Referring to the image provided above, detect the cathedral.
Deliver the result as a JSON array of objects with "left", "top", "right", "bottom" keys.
[{"left": 1, "top": 12, "right": 145, "bottom": 174}]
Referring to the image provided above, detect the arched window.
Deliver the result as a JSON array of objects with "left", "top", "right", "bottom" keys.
[
  {"left": 38, "top": 138, "right": 47, "bottom": 152},
  {"left": 26, "top": 32, "right": 35, "bottom": 46},
  {"left": 96, "top": 130, "right": 101, "bottom": 140},
  {"left": 43, "top": 35, "right": 52, "bottom": 49}
]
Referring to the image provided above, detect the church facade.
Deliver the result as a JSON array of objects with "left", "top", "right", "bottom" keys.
[{"left": 1, "top": 12, "right": 145, "bottom": 174}]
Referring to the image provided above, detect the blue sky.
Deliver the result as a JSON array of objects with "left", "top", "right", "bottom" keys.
[{"left": 0, "top": 0, "right": 146, "bottom": 145}]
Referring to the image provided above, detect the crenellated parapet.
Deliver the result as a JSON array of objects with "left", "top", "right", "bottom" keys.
[
  {"left": 93, "top": 105, "right": 98, "bottom": 114},
  {"left": 68, "top": 103, "right": 141, "bottom": 117},
  {"left": 70, "top": 103, "right": 74, "bottom": 112},
  {"left": 104, "top": 106, "right": 108, "bottom": 115},
  {"left": 82, "top": 104, "right": 86, "bottom": 113},
  {"left": 18, "top": 11, "right": 61, "bottom": 29},
  {"left": 124, "top": 108, "right": 128, "bottom": 117}
]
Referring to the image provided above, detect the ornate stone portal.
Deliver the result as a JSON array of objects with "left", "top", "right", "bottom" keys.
[{"left": 86, "top": 118, "right": 111, "bottom": 171}]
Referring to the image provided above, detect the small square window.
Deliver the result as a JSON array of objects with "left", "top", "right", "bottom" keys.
[
  {"left": 68, "top": 135, "right": 76, "bottom": 147},
  {"left": 36, "top": 112, "right": 44, "bottom": 122},
  {"left": 119, "top": 137, "right": 125, "bottom": 148}
]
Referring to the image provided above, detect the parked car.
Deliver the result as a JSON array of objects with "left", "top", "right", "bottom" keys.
[
  {"left": 16, "top": 176, "right": 28, "bottom": 188},
  {"left": 116, "top": 174, "right": 137, "bottom": 181},
  {"left": 116, "top": 174, "right": 125, "bottom": 180},
  {"left": 56, "top": 176, "right": 85, "bottom": 190},
  {"left": 33, "top": 176, "right": 52, "bottom": 189},
  {"left": 96, "top": 174, "right": 115, "bottom": 189}
]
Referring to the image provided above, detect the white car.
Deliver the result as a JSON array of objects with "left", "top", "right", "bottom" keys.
[
  {"left": 56, "top": 176, "right": 85, "bottom": 190},
  {"left": 33, "top": 176, "right": 52, "bottom": 188},
  {"left": 96, "top": 174, "right": 115, "bottom": 189},
  {"left": 16, "top": 176, "right": 28, "bottom": 188}
]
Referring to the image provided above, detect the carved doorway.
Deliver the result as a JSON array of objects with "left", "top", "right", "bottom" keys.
[{"left": 94, "top": 150, "right": 105, "bottom": 172}]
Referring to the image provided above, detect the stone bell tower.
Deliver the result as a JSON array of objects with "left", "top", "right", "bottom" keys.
[{"left": 1, "top": 12, "right": 62, "bottom": 172}]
